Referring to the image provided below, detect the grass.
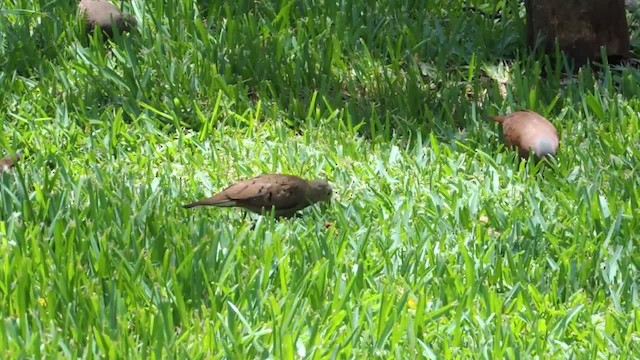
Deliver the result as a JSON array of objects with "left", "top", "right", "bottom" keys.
[{"left": 1, "top": 0, "right": 639, "bottom": 357}]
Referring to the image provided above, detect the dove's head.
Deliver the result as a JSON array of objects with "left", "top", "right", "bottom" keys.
[{"left": 307, "top": 180, "right": 333, "bottom": 204}]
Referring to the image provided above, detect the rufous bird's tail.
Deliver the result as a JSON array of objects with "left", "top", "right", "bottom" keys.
[{"left": 490, "top": 115, "right": 506, "bottom": 123}]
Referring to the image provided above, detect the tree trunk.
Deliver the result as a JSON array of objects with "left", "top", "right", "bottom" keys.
[{"left": 525, "top": 0, "right": 630, "bottom": 69}]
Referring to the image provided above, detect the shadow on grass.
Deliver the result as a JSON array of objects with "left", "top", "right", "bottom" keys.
[
  {"left": 223, "top": 1, "right": 527, "bottom": 138},
  {"left": 5, "top": 0, "right": 640, "bottom": 156},
  {"left": 3, "top": 1, "right": 528, "bottom": 143},
  {"left": 0, "top": 1, "right": 84, "bottom": 77}
]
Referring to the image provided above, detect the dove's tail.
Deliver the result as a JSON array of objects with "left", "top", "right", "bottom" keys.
[
  {"left": 182, "top": 198, "right": 236, "bottom": 209},
  {"left": 490, "top": 115, "right": 506, "bottom": 123},
  {"left": 182, "top": 201, "right": 204, "bottom": 209}
]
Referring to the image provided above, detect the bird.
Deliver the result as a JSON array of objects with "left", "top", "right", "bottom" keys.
[
  {"left": 0, "top": 151, "right": 21, "bottom": 174},
  {"left": 183, "top": 174, "right": 333, "bottom": 218},
  {"left": 78, "top": 0, "right": 137, "bottom": 37},
  {"left": 490, "top": 110, "right": 559, "bottom": 160}
]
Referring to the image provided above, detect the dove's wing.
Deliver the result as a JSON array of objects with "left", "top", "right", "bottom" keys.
[{"left": 226, "top": 175, "right": 307, "bottom": 211}]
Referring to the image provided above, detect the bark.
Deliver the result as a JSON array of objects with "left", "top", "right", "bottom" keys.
[{"left": 525, "top": 0, "right": 630, "bottom": 68}]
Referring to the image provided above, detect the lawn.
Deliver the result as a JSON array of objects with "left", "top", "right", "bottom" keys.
[{"left": 1, "top": 0, "right": 639, "bottom": 358}]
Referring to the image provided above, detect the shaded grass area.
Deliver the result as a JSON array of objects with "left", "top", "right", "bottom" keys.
[{"left": 1, "top": 0, "right": 640, "bottom": 357}]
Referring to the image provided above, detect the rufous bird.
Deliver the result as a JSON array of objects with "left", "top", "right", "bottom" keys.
[
  {"left": 183, "top": 174, "right": 333, "bottom": 218},
  {"left": 491, "top": 110, "right": 559, "bottom": 160},
  {"left": 78, "top": 0, "right": 137, "bottom": 37},
  {"left": 0, "top": 152, "right": 21, "bottom": 174}
]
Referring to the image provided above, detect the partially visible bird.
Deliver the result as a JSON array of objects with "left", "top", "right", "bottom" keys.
[
  {"left": 490, "top": 110, "right": 559, "bottom": 160},
  {"left": 183, "top": 174, "right": 333, "bottom": 218},
  {"left": 0, "top": 151, "right": 22, "bottom": 173},
  {"left": 78, "top": 0, "right": 137, "bottom": 37}
]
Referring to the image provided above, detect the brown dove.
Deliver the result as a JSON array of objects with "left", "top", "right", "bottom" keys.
[
  {"left": 78, "top": 0, "right": 137, "bottom": 37},
  {"left": 491, "top": 110, "right": 559, "bottom": 160},
  {"left": 183, "top": 174, "right": 333, "bottom": 218},
  {"left": 0, "top": 152, "right": 21, "bottom": 174}
]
